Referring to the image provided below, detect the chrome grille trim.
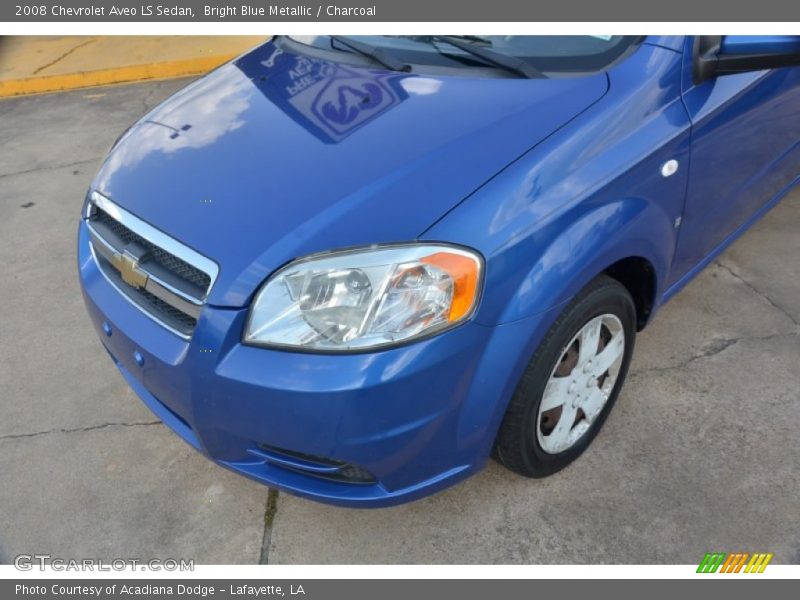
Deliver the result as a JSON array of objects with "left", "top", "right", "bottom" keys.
[
  {"left": 89, "top": 191, "right": 219, "bottom": 289},
  {"left": 85, "top": 191, "right": 219, "bottom": 338},
  {"left": 86, "top": 227, "right": 203, "bottom": 318}
]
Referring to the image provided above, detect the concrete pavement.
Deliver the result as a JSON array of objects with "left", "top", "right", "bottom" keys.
[
  {"left": 0, "top": 79, "right": 267, "bottom": 565},
  {"left": 0, "top": 80, "right": 798, "bottom": 565},
  {"left": 268, "top": 254, "right": 800, "bottom": 563}
]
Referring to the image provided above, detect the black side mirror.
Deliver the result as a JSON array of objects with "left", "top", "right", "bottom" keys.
[{"left": 693, "top": 35, "right": 800, "bottom": 84}]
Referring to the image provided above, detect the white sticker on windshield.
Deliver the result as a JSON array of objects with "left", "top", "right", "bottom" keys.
[{"left": 590, "top": 35, "right": 614, "bottom": 41}]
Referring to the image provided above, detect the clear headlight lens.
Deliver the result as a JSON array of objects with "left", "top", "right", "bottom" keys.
[{"left": 244, "top": 244, "right": 483, "bottom": 351}]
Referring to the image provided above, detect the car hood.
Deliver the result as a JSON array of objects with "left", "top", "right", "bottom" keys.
[{"left": 93, "top": 40, "right": 608, "bottom": 307}]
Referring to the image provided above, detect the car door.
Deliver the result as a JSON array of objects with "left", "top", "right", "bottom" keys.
[{"left": 669, "top": 35, "right": 800, "bottom": 286}]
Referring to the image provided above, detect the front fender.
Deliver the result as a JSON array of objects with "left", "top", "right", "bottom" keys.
[
  {"left": 421, "top": 43, "right": 693, "bottom": 460},
  {"left": 423, "top": 43, "right": 692, "bottom": 328},
  {"left": 489, "top": 195, "right": 677, "bottom": 325},
  {"left": 443, "top": 193, "right": 681, "bottom": 459},
  {"left": 444, "top": 197, "right": 679, "bottom": 460}
]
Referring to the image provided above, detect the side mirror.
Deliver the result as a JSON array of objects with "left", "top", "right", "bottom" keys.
[{"left": 693, "top": 35, "right": 800, "bottom": 84}]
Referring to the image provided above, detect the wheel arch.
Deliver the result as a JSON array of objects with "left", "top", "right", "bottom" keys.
[
  {"left": 604, "top": 256, "right": 658, "bottom": 330},
  {"left": 475, "top": 196, "right": 673, "bottom": 328},
  {"left": 456, "top": 200, "right": 673, "bottom": 460}
]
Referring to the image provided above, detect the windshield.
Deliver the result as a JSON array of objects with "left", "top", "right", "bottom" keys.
[{"left": 287, "top": 35, "right": 640, "bottom": 74}]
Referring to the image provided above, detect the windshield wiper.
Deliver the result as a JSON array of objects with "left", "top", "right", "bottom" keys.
[
  {"left": 329, "top": 36, "right": 412, "bottom": 72},
  {"left": 443, "top": 35, "right": 494, "bottom": 45},
  {"left": 430, "top": 35, "right": 542, "bottom": 79}
]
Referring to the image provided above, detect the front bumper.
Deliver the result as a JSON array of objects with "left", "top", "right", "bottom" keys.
[{"left": 78, "top": 221, "right": 556, "bottom": 507}]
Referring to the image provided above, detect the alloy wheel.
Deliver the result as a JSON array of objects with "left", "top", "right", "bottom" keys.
[{"left": 536, "top": 313, "right": 626, "bottom": 454}]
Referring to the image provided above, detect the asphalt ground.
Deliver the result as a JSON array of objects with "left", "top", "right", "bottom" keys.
[{"left": 1, "top": 79, "right": 798, "bottom": 565}]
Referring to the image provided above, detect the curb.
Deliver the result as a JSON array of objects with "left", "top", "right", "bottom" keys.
[{"left": 0, "top": 54, "right": 236, "bottom": 98}]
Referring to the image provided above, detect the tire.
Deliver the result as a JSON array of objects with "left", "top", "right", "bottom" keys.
[{"left": 494, "top": 274, "right": 636, "bottom": 477}]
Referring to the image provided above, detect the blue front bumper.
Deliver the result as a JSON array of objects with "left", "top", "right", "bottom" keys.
[{"left": 78, "top": 221, "right": 556, "bottom": 507}]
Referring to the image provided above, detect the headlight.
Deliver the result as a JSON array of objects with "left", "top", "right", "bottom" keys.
[{"left": 244, "top": 244, "right": 483, "bottom": 352}]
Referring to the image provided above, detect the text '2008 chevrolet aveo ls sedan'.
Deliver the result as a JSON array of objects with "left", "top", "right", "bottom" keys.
[{"left": 78, "top": 35, "right": 800, "bottom": 506}]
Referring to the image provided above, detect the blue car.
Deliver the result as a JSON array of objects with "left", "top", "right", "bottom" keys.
[{"left": 78, "top": 35, "right": 800, "bottom": 507}]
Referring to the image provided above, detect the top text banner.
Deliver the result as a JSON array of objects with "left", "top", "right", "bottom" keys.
[{"left": 4, "top": 0, "right": 800, "bottom": 22}]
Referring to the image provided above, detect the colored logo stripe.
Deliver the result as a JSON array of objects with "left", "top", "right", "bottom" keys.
[
  {"left": 697, "top": 553, "right": 726, "bottom": 573},
  {"left": 720, "top": 553, "right": 748, "bottom": 573},
  {"left": 744, "top": 553, "right": 773, "bottom": 573},
  {"left": 697, "top": 552, "right": 773, "bottom": 573}
]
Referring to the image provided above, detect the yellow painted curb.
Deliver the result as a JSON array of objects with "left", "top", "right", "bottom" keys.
[{"left": 0, "top": 54, "right": 236, "bottom": 98}]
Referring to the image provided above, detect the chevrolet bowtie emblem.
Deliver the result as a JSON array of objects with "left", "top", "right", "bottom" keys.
[{"left": 111, "top": 250, "right": 149, "bottom": 289}]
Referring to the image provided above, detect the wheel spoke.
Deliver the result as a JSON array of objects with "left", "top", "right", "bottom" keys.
[
  {"left": 578, "top": 317, "right": 603, "bottom": 365},
  {"left": 581, "top": 387, "right": 607, "bottom": 424},
  {"left": 592, "top": 331, "right": 625, "bottom": 377},
  {"left": 540, "top": 376, "right": 572, "bottom": 412},
  {"left": 546, "top": 403, "right": 577, "bottom": 451}
]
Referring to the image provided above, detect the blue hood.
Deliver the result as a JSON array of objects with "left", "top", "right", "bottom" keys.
[{"left": 93, "top": 40, "right": 608, "bottom": 307}]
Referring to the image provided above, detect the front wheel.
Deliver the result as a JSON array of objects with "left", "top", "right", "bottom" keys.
[{"left": 494, "top": 274, "right": 636, "bottom": 477}]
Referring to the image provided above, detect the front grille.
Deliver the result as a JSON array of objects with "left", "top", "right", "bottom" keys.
[
  {"left": 85, "top": 192, "right": 219, "bottom": 338},
  {"left": 136, "top": 288, "right": 198, "bottom": 332},
  {"left": 93, "top": 208, "right": 211, "bottom": 290}
]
